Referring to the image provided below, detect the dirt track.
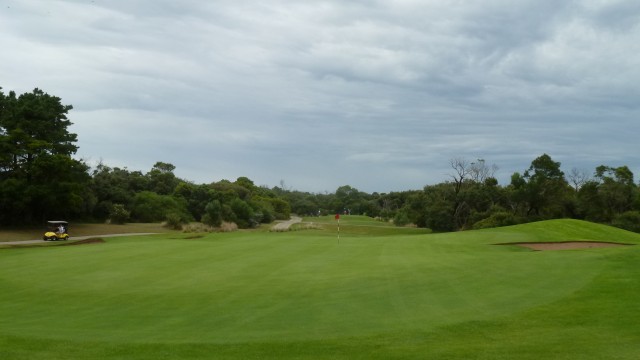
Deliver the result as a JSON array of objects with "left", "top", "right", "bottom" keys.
[
  {"left": 271, "top": 216, "right": 302, "bottom": 231},
  {"left": 0, "top": 233, "right": 158, "bottom": 246}
]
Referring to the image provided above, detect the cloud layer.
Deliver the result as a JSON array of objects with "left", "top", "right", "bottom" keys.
[{"left": 2, "top": 0, "right": 639, "bottom": 192}]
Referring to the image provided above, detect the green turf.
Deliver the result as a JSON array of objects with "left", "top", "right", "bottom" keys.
[{"left": 1, "top": 218, "right": 639, "bottom": 359}]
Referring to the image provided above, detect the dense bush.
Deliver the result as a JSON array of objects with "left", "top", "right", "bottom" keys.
[
  {"left": 230, "top": 198, "right": 254, "bottom": 228},
  {"left": 201, "top": 200, "right": 223, "bottom": 227},
  {"left": 393, "top": 210, "right": 411, "bottom": 227},
  {"left": 611, "top": 211, "right": 640, "bottom": 233},
  {"left": 131, "top": 191, "right": 191, "bottom": 223},
  {"left": 164, "top": 212, "right": 189, "bottom": 230},
  {"left": 109, "top": 204, "right": 130, "bottom": 224},
  {"left": 473, "top": 211, "right": 522, "bottom": 230}
]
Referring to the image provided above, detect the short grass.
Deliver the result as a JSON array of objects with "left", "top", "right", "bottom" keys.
[
  {"left": 302, "top": 215, "right": 432, "bottom": 236},
  {"left": 1, "top": 217, "right": 639, "bottom": 359}
]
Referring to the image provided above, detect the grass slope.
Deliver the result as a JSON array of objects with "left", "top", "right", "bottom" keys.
[{"left": 1, "top": 217, "right": 639, "bottom": 359}]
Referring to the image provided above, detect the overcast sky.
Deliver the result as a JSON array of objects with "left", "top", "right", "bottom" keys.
[{"left": 2, "top": 0, "right": 639, "bottom": 193}]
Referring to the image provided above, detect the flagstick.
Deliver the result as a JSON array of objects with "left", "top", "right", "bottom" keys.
[{"left": 338, "top": 218, "right": 340, "bottom": 243}]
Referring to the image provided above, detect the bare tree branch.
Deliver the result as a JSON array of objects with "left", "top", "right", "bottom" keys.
[{"left": 568, "top": 167, "right": 590, "bottom": 191}]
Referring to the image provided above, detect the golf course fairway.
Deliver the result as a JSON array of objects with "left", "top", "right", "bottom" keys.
[{"left": 1, "top": 217, "right": 639, "bottom": 359}]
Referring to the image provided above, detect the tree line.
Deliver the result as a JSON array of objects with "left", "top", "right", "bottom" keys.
[
  {"left": 2, "top": 87, "right": 639, "bottom": 233},
  {"left": 281, "top": 155, "right": 640, "bottom": 233},
  {"left": 0, "top": 87, "right": 290, "bottom": 228}
]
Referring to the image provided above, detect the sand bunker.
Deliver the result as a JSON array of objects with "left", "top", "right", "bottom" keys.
[{"left": 498, "top": 241, "right": 634, "bottom": 251}]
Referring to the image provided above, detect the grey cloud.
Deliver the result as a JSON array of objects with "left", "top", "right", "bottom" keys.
[
  {"left": 2, "top": 1, "right": 639, "bottom": 192},
  {"left": 586, "top": 0, "right": 640, "bottom": 31}
]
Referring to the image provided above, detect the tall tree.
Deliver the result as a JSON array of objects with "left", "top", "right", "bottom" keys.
[
  {"left": 469, "top": 159, "right": 498, "bottom": 183},
  {"left": 0, "top": 87, "right": 89, "bottom": 224},
  {"left": 568, "top": 167, "right": 590, "bottom": 192},
  {"left": 448, "top": 157, "right": 500, "bottom": 229},
  {"left": 90, "top": 164, "right": 148, "bottom": 220},
  {"left": 146, "top": 161, "right": 179, "bottom": 195},
  {"left": 594, "top": 165, "right": 636, "bottom": 220},
  {"left": 0, "top": 88, "right": 78, "bottom": 176},
  {"left": 511, "top": 154, "right": 570, "bottom": 218}
]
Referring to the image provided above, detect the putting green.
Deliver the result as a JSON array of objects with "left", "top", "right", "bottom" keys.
[{"left": 1, "top": 218, "right": 639, "bottom": 359}]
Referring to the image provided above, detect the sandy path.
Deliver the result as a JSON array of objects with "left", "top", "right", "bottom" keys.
[
  {"left": 271, "top": 216, "right": 302, "bottom": 231},
  {"left": 0, "top": 233, "right": 158, "bottom": 246}
]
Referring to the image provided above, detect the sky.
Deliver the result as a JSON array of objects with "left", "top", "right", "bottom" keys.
[{"left": 1, "top": 0, "right": 639, "bottom": 193}]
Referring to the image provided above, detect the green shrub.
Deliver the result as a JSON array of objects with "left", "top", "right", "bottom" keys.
[
  {"left": 95, "top": 200, "right": 114, "bottom": 221},
  {"left": 260, "top": 207, "right": 275, "bottom": 223},
  {"left": 201, "top": 200, "right": 222, "bottom": 227},
  {"left": 270, "top": 198, "right": 291, "bottom": 220},
  {"left": 393, "top": 210, "right": 411, "bottom": 227},
  {"left": 230, "top": 198, "right": 254, "bottom": 228},
  {"left": 612, "top": 211, "right": 640, "bottom": 233},
  {"left": 164, "top": 212, "right": 187, "bottom": 230},
  {"left": 221, "top": 204, "right": 236, "bottom": 223},
  {"left": 131, "top": 191, "right": 191, "bottom": 223},
  {"left": 473, "top": 211, "right": 521, "bottom": 230},
  {"left": 109, "top": 204, "right": 130, "bottom": 224}
]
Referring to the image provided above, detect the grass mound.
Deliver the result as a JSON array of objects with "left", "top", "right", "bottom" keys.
[{"left": 1, "top": 219, "right": 639, "bottom": 359}]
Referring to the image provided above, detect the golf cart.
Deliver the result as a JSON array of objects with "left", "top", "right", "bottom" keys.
[{"left": 43, "top": 221, "right": 69, "bottom": 241}]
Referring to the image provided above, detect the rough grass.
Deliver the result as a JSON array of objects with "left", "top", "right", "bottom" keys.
[
  {"left": 1, "top": 218, "right": 639, "bottom": 359},
  {"left": 182, "top": 222, "right": 239, "bottom": 234}
]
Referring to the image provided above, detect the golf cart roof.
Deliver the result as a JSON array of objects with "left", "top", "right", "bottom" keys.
[{"left": 47, "top": 221, "right": 68, "bottom": 225}]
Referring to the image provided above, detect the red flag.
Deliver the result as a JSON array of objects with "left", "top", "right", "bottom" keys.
[{"left": 335, "top": 214, "right": 340, "bottom": 220}]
